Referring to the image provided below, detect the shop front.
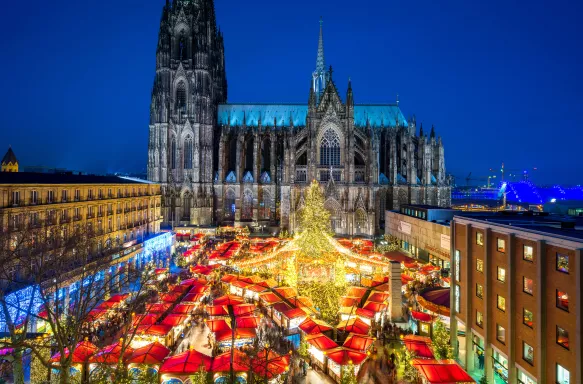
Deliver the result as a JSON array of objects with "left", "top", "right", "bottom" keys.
[{"left": 492, "top": 349, "right": 509, "bottom": 383}]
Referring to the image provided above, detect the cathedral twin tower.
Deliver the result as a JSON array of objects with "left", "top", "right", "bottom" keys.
[{"left": 147, "top": 0, "right": 450, "bottom": 236}]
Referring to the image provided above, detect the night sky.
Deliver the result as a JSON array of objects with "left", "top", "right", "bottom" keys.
[{"left": 1, "top": 0, "right": 581, "bottom": 185}]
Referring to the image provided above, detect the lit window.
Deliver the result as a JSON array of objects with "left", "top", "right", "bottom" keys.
[
  {"left": 476, "top": 283, "right": 483, "bottom": 299},
  {"left": 497, "top": 238, "right": 506, "bottom": 252},
  {"left": 497, "top": 295, "right": 506, "bottom": 312},
  {"left": 476, "top": 311, "right": 483, "bottom": 328},
  {"left": 522, "top": 342, "right": 534, "bottom": 365},
  {"left": 557, "top": 326, "right": 569, "bottom": 350},
  {"left": 497, "top": 267, "right": 506, "bottom": 282},
  {"left": 455, "top": 250, "right": 460, "bottom": 282},
  {"left": 557, "top": 364, "right": 570, "bottom": 384},
  {"left": 523, "top": 277, "right": 534, "bottom": 295},
  {"left": 523, "top": 309, "right": 533, "bottom": 328},
  {"left": 476, "top": 232, "right": 484, "bottom": 246},
  {"left": 476, "top": 259, "right": 483, "bottom": 273},
  {"left": 319, "top": 129, "right": 340, "bottom": 166},
  {"left": 523, "top": 245, "right": 533, "bottom": 262},
  {"left": 557, "top": 290, "right": 569, "bottom": 312},
  {"left": 454, "top": 285, "right": 460, "bottom": 313},
  {"left": 557, "top": 254, "right": 569, "bottom": 273},
  {"left": 496, "top": 324, "right": 505, "bottom": 344}
]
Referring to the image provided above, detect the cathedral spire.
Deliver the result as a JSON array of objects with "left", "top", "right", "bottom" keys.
[{"left": 312, "top": 17, "right": 326, "bottom": 100}]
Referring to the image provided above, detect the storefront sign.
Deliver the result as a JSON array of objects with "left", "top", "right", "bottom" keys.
[
  {"left": 440, "top": 234, "right": 450, "bottom": 250},
  {"left": 398, "top": 221, "right": 412, "bottom": 235}
]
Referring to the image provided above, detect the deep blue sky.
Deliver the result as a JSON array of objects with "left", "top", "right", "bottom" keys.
[{"left": 1, "top": 0, "right": 581, "bottom": 185}]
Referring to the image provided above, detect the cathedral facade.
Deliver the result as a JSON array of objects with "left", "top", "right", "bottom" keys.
[{"left": 147, "top": 0, "right": 451, "bottom": 237}]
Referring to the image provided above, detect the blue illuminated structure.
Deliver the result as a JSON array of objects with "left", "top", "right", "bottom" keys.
[
  {"left": 144, "top": 232, "right": 173, "bottom": 259},
  {"left": 217, "top": 104, "right": 406, "bottom": 128},
  {"left": 0, "top": 285, "right": 43, "bottom": 331}
]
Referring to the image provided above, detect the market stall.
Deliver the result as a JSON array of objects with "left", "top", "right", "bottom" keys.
[
  {"left": 324, "top": 347, "right": 368, "bottom": 383},
  {"left": 159, "top": 349, "right": 212, "bottom": 384},
  {"left": 412, "top": 359, "right": 475, "bottom": 383},
  {"left": 403, "top": 335, "right": 434, "bottom": 359},
  {"left": 305, "top": 333, "right": 338, "bottom": 371}
]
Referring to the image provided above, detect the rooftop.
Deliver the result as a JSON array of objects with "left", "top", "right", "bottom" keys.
[
  {"left": 455, "top": 211, "right": 583, "bottom": 241},
  {"left": 0, "top": 172, "right": 153, "bottom": 185},
  {"left": 1, "top": 147, "right": 17, "bottom": 165}
]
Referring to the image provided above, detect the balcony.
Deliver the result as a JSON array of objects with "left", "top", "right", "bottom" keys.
[
  {"left": 319, "top": 168, "right": 342, "bottom": 182},
  {"left": 73, "top": 215, "right": 81, "bottom": 221}
]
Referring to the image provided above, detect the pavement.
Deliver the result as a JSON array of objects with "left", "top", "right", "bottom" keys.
[{"left": 175, "top": 320, "right": 212, "bottom": 356}]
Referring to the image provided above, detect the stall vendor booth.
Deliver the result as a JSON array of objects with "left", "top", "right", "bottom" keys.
[
  {"left": 403, "top": 335, "right": 434, "bottom": 359},
  {"left": 410, "top": 311, "right": 434, "bottom": 337},
  {"left": 161, "top": 314, "right": 190, "bottom": 341},
  {"left": 210, "top": 350, "right": 250, "bottom": 383},
  {"left": 50, "top": 340, "right": 99, "bottom": 382},
  {"left": 305, "top": 333, "right": 338, "bottom": 372},
  {"left": 250, "top": 350, "right": 291, "bottom": 382},
  {"left": 412, "top": 359, "right": 475, "bottom": 384},
  {"left": 126, "top": 341, "right": 170, "bottom": 380},
  {"left": 281, "top": 308, "right": 307, "bottom": 333},
  {"left": 88, "top": 342, "right": 134, "bottom": 375},
  {"left": 215, "top": 328, "right": 257, "bottom": 350},
  {"left": 244, "top": 283, "right": 269, "bottom": 301},
  {"left": 336, "top": 318, "right": 370, "bottom": 336},
  {"left": 324, "top": 347, "right": 368, "bottom": 383},
  {"left": 132, "top": 324, "right": 174, "bottom": 349},
  {"left": 159, "top": 349, "right": 212, "bottom": 384},
  {"left": 342, "top": 333, "right": 375, "bottom": 353},
  {"left": 298, "top": 317, "right": 333, "bottom": 336},
  {"left": 229, "top": 279, "right": 251, "bottom": 297},
  {"left": 270, "top": 302, "right": 293, "bottom": 327}
]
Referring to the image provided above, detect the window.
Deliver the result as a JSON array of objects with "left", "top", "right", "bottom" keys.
[
  {"left": 556, "top": 254, "right": 569, "bottom": 273},
  {"left": 476, "top": 259, "right": 483, "bottom": 273},
  {"left": 523, "top": 277, "right": 533, "bottom": 295},
  {"left": 497, "top": 295, "right": 506, "bottom": 312},
  {"left": 523, "top": 245, "right": 533, "bottom": 262},
  {"left": 12, "top": 191, "right": 20, "bottom": 205},
  {"left": 108, "top": 188, "right": 112, "bottom": 198},
  {"left": 184, "top": 137, "right": 193, "bottom": 169},
  {"left": 557, "top": 290, "right": 569, "bottom": 312},
  {"left": 476, "top": 311, "right": 483, "bottom": 327},
  {"left": 557, "top": 364, "right": 570, "bottom": 384},
  {"left": 454, "top": 285, "right": 460, "bottom": 313},
  {"left": 476, "top": 283, "right": 483, "bottom": 299},
  {"left": 476, "top": 232, "right": 484, "bottom": 246},
  {"left": 497, "top": 267, "right": 506, "bottom": 282},
  {"left": 98, "top": 189, "right": 103, "bottom": 199},
  {"left": 47, "top": 190, "right": 54, "bottom": 203},
  {"left": 522, "top": 342, "right": 534, "bottom": 365},
  {"left": 319, "top": 129, "right": 340, "bottom": 166},
  {"left": 556, "top": 326, "right": 569, "bottom": 349},
  {"left": 496, "top": 324, "right": 506, "bottom": 344},
  {"left": 31, "top": 190, "right": 38, "bottom": 204},
  {"left": 523, "top": 309, "right": 533, "bottom": 328},
  {"left": 497, "top": 238, "right": 506, "bottom": 252},
  {"left": 62, "top": 190, "right": 68, "bottom": 202},
  {"left": 75, "top": 189, "right": 80, "bottom": 201},
  {"left": 455, "top": 250, "right": 460, "bottom": 282},
  {"left": 88, "top": 189, "right": 93, "bottom": 199}
]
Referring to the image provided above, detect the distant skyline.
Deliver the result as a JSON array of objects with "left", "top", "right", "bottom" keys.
[{"left": 1, "top": 0, "right": 581, "bottom": 185}]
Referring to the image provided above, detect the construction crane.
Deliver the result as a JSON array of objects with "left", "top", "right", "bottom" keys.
[{"left": 494, "top": 163, "right": 538, "bottom": 182}]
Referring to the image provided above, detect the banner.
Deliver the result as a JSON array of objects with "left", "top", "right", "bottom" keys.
[{"left": 398, "top": 221, "right": 412, "bottom": 235}]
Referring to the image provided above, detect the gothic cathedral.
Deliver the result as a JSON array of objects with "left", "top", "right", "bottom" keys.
[{"left": 147, "top": 0, "right": 451, "bottom": 236}]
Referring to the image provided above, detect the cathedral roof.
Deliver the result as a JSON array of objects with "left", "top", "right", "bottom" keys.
[
  {"left": 1, "top": 147, "right": 17, "bottom": 165},
  {"left": 218, "top": 103, "right": 406, "bottom": 128}
]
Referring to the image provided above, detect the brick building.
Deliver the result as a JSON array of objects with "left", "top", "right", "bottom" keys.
[{"left": 450, "top": 213, "right": 582, "bottom": 384}]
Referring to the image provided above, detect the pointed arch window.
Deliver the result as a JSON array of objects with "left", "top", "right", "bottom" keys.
[
  {"left": 184, "top": 137, "right": 193, "bottom": 169},
  {"left": 242, "top": 190, "right": 253, "bottom": 220},
  {"left": 320, "top": 129, "right": 340, "bottom": 166},
  {"left": 176, "top": 82, "right": 187, "bottom": 114},
  {"left": 170, "top": 138, "right": 177, "bottom": 169},
  {"left": 224, "top": 189, "right": 236, "bottom": 220}
]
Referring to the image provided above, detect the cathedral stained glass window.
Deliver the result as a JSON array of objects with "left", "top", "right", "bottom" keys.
[
  {"left": 184, "top": 137, "right": 193, "bottom": 169},
  {"left": 242, "top": 190, "right": 253, "bottom": 220},
  {"left": 320, "top": 129, "right": 340, "bottom": 166}
]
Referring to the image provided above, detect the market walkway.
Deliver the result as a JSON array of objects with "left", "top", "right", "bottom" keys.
[{"left": 175, "top": 321, "right": 212, "bottom": 356}]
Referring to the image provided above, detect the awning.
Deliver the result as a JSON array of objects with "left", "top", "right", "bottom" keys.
[
  {"left": 299, "top": 318, "right": 333, "bottom": 335},
  {"left": 258, "top": 292, "right": 283, "bottom": 305},
  {"left": 213, "top": 295, "right": 245, "bottom": 306},
  {"left": 160, "top": 293, "right": 181, "bottom": 303},
  {"left": 346, "top": 286, "right": 368, "bottom": 298},
  {"left": 325, "top": 347, "right": 368, "bottom": 366},
  {"left": 159, "top": 350, "right": 212, "bottom": 374},
  {"left": 232, "top": 304, "right": 257, "bottom": 317},
  {"left": 206, "top": 319, "right": 231, "bottom": 332},
  {"left": 362, "top": 301, "right": 387, "bottom": 313},
  {"left": 145, "top": 303, "right": 171, "bottom": 314},
  {"left": 251, "top": 350, "right": 291, "bottom": 379},
  {"left": 342, "top": 333, "right": 375, "bottom": 352},
  {"left": 305, "top": 333, "right": 339, "bottom": 350},
  {"left": 132, "top": 313, "right": 159, "bottom": 327},
  {"left": 412, "top": 359, "right": 475, "bottom": 383},
  {"left": 206, "top": 305, "right": 229, "bottom": 317},
  {"left": 336, "top": 318, "right": 371, "bottom": 335},
  {"left": 127, "top": 342, "right": 170, "bottom": 365},
  {"left": 411, "top": 310, "right": 433, "bottom": 322},
  {"left": 355, "top": 308, "right": 375, "bottom": 319},
  {"left": 367, "top": 292, "right": 389, "bottom": 303},
  {"left": 161, "top": 314, "right": 189, "bottom": 327},
  {"left": 89, "top": 343, "right": 133, "bottom": 364},
  {"left": 282, "top": 308, "right": 306, "bottom": 320},
  {"left": 273, "top": 286, "right": 298, "bottom": 299},
  {"left": 339, "top": 296, "right": 361, "bottom": 307},
  {"left": 272, "top": 302, "right": 293, "bottom": 314},
  {"left": 404, "top": 335, "right": 435, "bottom": 359},
  {"left": 235, "top": 316, "right": 260, "bottom": 329},
  {"left": 215, "top": 328, "right": 257, "bottom": 342},
  {"left": 51, "top": 341, "right": 98, "bottom": 364},
  {"left": 172, "top": 304, "right": 196, "bottom": 315},
  {"left": 211, "top": 350, "right": 249, "bottom": 372}
]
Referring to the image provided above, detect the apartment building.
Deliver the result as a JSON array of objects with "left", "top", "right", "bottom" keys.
[{"left": 450, "top": 213, "right": 582, "bottom": 384}]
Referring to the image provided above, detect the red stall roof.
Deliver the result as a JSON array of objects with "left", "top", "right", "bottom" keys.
[
  {"left": 412, "top": 359, "right": 475, "bottom": 383},
  {"left": 355, "top": 308, "right": 375, "bottom": 319},
  {"left": 235, "top": 316, "right": 260, "bottom": 329},
  {"left": 367, "top": 292, "right": 389, "bottom": 303},
  {"left": 363, "top": 301, "right": 388, "bottom": 313},
  {"left": 127, "top": 342, "right": 170, "bottom": 365},
  {"left": 273, "top": 287, "right": 297, "bottom": 299},
  {"left": 299, "top": 318, "right": 333, "bottom": 335},
  {"left": 336, "top": 318, "right": 371, "bottom": 335},
  {"left": 258, "top": 292, "right": 282, "bottom": 305},
  {"left": 339, "top": 296, "right": 361, "bottom": 307},
  {"left": 231, "top": 280, "right": 251, "bottom": 289},
  {"left": 411, "top": 311, "right": 433, "bottom": 322},
  {"left": 136, "top": 324, "right": 172, "bottom": 337},
  {"left": 89, "top": 343, "right": 133, "bottom": 364},
  {"left": 159, "top": 350, "right": 212, "bottom": 374},
  {"left": 215, "top": 328, "right": 257, "bottom": 342},
  {"left": 325, "top": 347, "right": 368, "bottom": 366},
  {"left": 272, "top": 302, "right": 293, "bottom": 314},
  {"left": 132, "top": 313, "right": 159, "bottom": 327},
  {"left": 205, "top": 319, "right": 231, "bottom": 333},
  {"left": 404, "top": 335, "right": 435, "bottom": 359},
  {"left": 160, "top": 293, "right": 181, "bottom": 303},
  {"left": 213, "top": 295, "right": 245, "bottom": 306},
  {"left": 246, "top": 284, "right": 269, "bottom": 293},
  {"left": 346, "top": 286, "right": 368, "bottom": 298},
  {"left": 231, "top": 304, "right": 257, "bottom": 317},
  {"left": 182, "top": 293, "right": 204, "bottom": 303},
  {"left": 211, "top": 350, "right": 249, "bottom": 372},
  {"left": 145, "top": 303, "right": 171, "bottom": 314},
  {"left": 251, "top": 350, "right": 291, "bottom": 379},
  {"left": 343, "top": 333, "right": 375, "bottom": 352},
  {"left": 282, "top": 308, "right": 306, "bottom": 320},
  {"left": 385, "top": 251, "right": 417, "bottom": 264},
  {"left": 172, "top": 304, "right": 196, "bottom": 315},
  {"left": 305, "top": 333, "right": 339, "bottom": 351},
  {"left": 51, "top": 341, "right": 98, "bottom": 363},
  {"left": 161, "top": 314, "right": 189, "bottom": 327},
  {"left": 206, "top": 305, "right": 229, "bottom": 317}
]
